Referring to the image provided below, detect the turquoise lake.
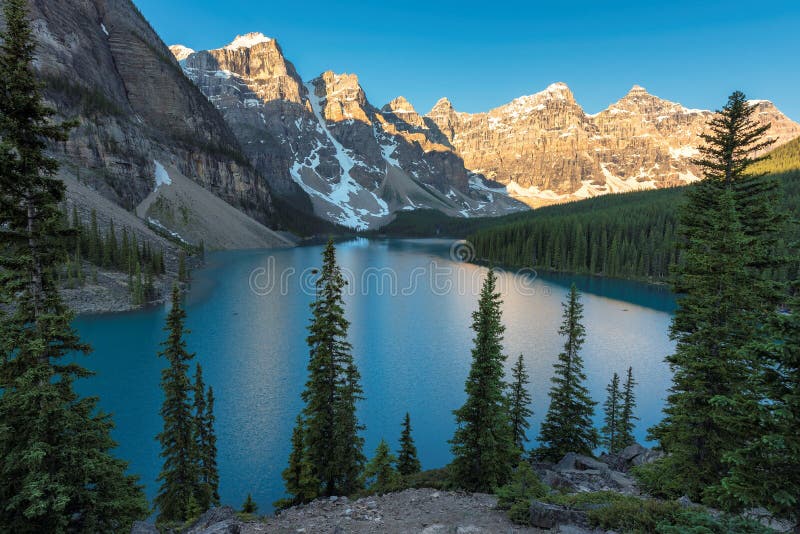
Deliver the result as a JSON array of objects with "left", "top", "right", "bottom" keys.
[{"left": 72, "top": 238, "right": 676, "bottom": 513}]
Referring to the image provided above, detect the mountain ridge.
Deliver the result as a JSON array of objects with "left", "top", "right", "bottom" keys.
[{"left": 173, "top": 33, "right": 799, "bottom": 216}]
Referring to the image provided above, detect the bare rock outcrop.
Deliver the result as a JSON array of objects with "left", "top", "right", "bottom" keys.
[
  {"left": 425, "top": 83, "right": 800, "bottom": 207},
  {"left": 176, "top": 36, "right": 527, "bottom": 229}
]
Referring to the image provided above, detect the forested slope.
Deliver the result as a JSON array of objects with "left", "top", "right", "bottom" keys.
[{"left": 468, "top": 137, "right": 800, "bottom": 281}]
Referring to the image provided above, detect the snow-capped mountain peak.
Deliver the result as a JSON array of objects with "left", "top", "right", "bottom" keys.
[{"left": 224, "top": 32, "right": 272, "bottom": 50}]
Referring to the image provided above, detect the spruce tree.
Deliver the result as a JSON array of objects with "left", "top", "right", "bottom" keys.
[
  {"left": 618, "top": 366, "right": 637, "bottom": 449},
  {"left": 508, "top": 354, "right": 533, "bottom": 454},
  {"left": 363, "top": 439, "right": 401, "bottom": 494},
  {"left": 601, "top": 373, "right": 623, "bottom": 453},
  {"left": 89, "top": 208, "right": 101, "bottom": 265},
  {"left": 0, "top": 1, "right": 147, "bottom": 530},
  {"left": 450, "top": 268, "right": 516, "bottom": 491},
  {"left": 241, "top": 494, "right": 258, "bottom": 514},
  {"left": 535, "top": 284, "right": 598, "bottom": 462},
  {"left": 645, "top": 92, "right": 785, "bottom": 501},
  {"left": 203, "top": 386, "right": 220, "bottom": 507},
  {"left": 155, "top": 285, "right": 197, "bottom": 524},
  {"left": 178, "top": 250, "right": 188, "bottom": 282},
  {"left": 397, "top": 412, "right": 421, "bottom": 476},
  {"left": 284, "top": 239, "right": 365, "bottom": 501},
  {"left": 276, "top": 416, "right": 318, "bottom": 509},
  {"left": 193, "top": 364, "right": 219, "bottom": 510},
  {"left": 708, "top": 286, "right": 800, "bottom": 522}
]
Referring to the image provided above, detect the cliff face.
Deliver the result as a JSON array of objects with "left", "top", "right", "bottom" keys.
[
  {"left": 425, "top": 83, "right": 800, "bottom": 206},
  {"left": 176, "top": 35, "right": 527, "bottom": 229},
  {"left": 21, "top": 0, "right": 277, "bottom": 225}
]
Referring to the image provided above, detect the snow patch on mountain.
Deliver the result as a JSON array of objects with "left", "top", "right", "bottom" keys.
[
  {"left": 287, "top": 82, "right": 389, "bottom": 229},
  {"left": 225, "top": 32, "right": 272, "bottom": 50},
  {"left": 153, "top": 160, "right": 171, "bottom": 189}
]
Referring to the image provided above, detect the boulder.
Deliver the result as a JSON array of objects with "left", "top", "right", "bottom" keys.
[
  {"left": 184, "top": 506, "right": 241, "bottom": 534},
  {"left": 554, "top": 452, "right": 579, "bottom": 471},
  {"left": 620, "top": 443, "right": 647, "bottom": 462},
  {"left": 529, "top": 500, "right": 588, "bottom": 529}
]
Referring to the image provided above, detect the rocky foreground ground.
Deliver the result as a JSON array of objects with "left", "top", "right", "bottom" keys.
[{"left": 132, "top": 444, "right": 794, "bottom": 534}]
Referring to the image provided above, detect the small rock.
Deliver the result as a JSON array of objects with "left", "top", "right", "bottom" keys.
[
  {"left": 457, "top": 526, "right": 486, "bottom": 533},
  {"left": 421, "top": 526, "right": 447, "bottom": 534},
  {"left": 431, "top": 491, "right": 441, "bottom": 498},
  {"left": 329, "top": 495, "right": 339, "bottom": 502},
  {"left": 366, "top": 500, "right": 377, "bottom": 510}
]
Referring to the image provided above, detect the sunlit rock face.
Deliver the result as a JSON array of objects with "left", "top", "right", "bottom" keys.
[
  {"left": 177, "top": 35, "right": 527, "bottom": 229},
  {"left": 425, "top": 83, "right": 800, "bottom": 206}
]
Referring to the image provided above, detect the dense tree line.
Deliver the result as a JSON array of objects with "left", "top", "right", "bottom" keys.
[
  {"left": 468, "top": 167, "right": 800, "bottom": 283},
  {"left": 59, "top": 206, "right": 167, "bottom": 305}
]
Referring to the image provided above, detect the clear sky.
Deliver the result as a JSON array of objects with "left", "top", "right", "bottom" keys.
[{"left": 133, "top": 0, "right": 800, "bottom": 120}]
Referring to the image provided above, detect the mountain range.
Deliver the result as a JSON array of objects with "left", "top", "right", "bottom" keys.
[
  {"left": 171, "top": 32, "right": 799, "bottom": 225},
  {"left": 19, "top": 0, "right": 800, "bottom": 236}
]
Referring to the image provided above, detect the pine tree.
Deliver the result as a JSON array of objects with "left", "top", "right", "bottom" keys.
[
  {"left": 0, "top": 1, "right": 147, "bottom": 530},
  {"left": 396, "top": 412, "right": 421, "bottom": 476},
  {"left": 284, "top": 239, "right": 365, "bottom": 501},
  {"left": 241, "top": 493, "right": 258, "bottom": 514},
  {"left": 178, "top": 250, "right": 188, "bottom": 282},
  {"left": 450, "top": 268, "right": 516, "bottom": 491},
  {"left": 645, "top": 92, "right": 785, "bottom": 501},
  {"left": 508, "top": 354, "right": 533, "bottom": 454},
  {"left": 155, "top": 285, "right": 197, "bottom": 524},
  {"left": 601, "top": 373, "right": 623, "bottom": 453},
  {"left": 535, "top": 284, "right": 598, "bottom": 462},
  {"left": 193, "top": 364, "right": 219, "bottom": 511},
  {"left": 203, "top": 386, "right": 220, "bottom": 507},
  {"left": 276, "top": 416, "right": 318, "bottom": 509},
  {"left": 618, "top": 366, "right": 638, "bottom": 449},
  {"left": 363, "top": 439, "right": 401, "bottom": 494},
  {"left": 708, "top": 287, "right": 800, "bottom": 522}
]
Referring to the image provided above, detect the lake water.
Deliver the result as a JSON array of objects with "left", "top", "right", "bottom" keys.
[{"left": 72, "top": 238, "right": 676, "bottom": 513}]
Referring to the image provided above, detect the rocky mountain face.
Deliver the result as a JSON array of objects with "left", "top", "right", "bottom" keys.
[
  {"left": 425, "top": 83, "right": 800, "bottom": 206},
  {"left": 173, "top": 34, "right": 526, "bottom": 229},
  {"left": 18, "top": 0, "right": 278, "bottom": 230}
]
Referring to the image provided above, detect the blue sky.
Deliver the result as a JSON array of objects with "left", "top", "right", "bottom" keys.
[{"left": 134, "top": 0, "right": 800, "bottom": 120}]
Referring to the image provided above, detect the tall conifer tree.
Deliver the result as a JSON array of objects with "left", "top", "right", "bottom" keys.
[
  {"left": 192, "top": 364, "right": 219, "bottom": 510},
  {"left": 155, "top": 286, "right": 197, "bottom": 523},
  {"left": 646, "top": 92, "right": 785, "bottom": 501},
  {"left": 397, "top": 412, "right": 421, "bottom": 476},
  {"left": 618, "top": 366, "right": 637, "bottom": 449},
  {"left": 0, "top": 1, "right": 147, "bottom": 530},
  {"left": 282, "top": 240, "right": 365, "bottom": 501},
  {"left": 601, "top": 373, "right": 623, "bottom": 453},
  {"left": 536, "top": 284, "right": 598, "bottom": 461},
  {"left": 508, "top": 354, "right": 533, "bottom": 454},
  {"left": 450, "top": 268, "right": 516, "bottom": 491}
]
